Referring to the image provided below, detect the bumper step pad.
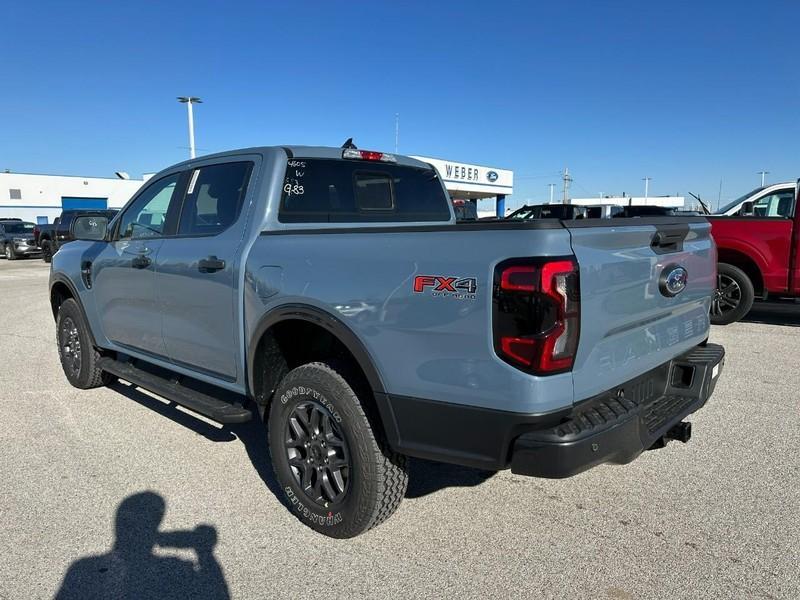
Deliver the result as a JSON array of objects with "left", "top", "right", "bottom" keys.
[{"left": 511, "top": 343, "right": 725, "bottom": 478}]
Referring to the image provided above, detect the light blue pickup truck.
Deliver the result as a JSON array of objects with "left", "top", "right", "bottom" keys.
[{"left": 49, "top": 144, "right": 725, "bottom": 538}]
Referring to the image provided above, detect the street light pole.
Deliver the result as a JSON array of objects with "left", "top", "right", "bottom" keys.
[
  {"left": 642, "top": 176, "right": 652, "bottom": 202},
  {"left": 177, "top": 96, "right": 203, "bottom": 159},
  {"left": 757, "top": 170, "right": 769, "bottom": 187}
]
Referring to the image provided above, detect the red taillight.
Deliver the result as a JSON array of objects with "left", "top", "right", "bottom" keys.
[
  {"left": 493, "top": 258, "right": 580, "bottom": 374},
  {"left": 342, "top": 148, "right": 398, "bottom": 163},
  {"left": 500, "top": 265, "right": 538, "bottom": 292}
]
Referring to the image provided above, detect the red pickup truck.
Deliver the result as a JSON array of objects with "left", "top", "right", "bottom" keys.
[{"left": 708, "top": 181, "right": 800, "bottom": 324}]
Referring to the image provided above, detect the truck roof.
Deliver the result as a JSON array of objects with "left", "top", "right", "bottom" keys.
[{"left": 166, "top": 145, "right": 433, "bottom": 172}]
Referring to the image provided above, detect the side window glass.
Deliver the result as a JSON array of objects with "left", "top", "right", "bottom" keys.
[
  {"left": 750, "top": 190, "right": 795, "bottom": 217},
  {"left": 751, "top": 194, "right": 774, "bottom": 216},
  {"left": 118, "top": 174, "right": 180, "bottom": 240},
  {"left": 177, "top": 162, "right": 252, "bottom": 236},
  {"left": 775, "top": 191, "right": 795, "bottom": 217}
]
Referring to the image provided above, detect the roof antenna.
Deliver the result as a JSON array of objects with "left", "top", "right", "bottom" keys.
[{"left": 341, "top": 138, "right": 357, "bottom": 149}]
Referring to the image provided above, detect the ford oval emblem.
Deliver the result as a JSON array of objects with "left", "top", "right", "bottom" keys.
[
  {"left": 660, "top": 265, "right": 688, "bottom": 297},
  {"left": 486, "top": 170, "right": 499, "bottom": 182}
]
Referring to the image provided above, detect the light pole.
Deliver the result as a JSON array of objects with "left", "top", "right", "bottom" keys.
[
  {"left": 177, "top": 96, "right": 202, "bottom": 159},
  {"left": 548, "top": 183, "right": 555, "bottom": 204},
  {"left": 642, "top": 176, "right": 652, "bottom": 202},
  {"left": 757, "top": 170, "right": 769, "bottom": 187},
  {"left": 395, "top": 113, "right": 400, "bottom": 153}
]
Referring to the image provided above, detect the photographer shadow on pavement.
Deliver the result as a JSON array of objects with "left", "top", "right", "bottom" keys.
[{"left": 55, "top": 491, "right": 229, "bottom": 600}]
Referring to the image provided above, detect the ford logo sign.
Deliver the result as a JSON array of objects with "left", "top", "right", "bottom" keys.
[
  {"left": 486, "top": 170, "right": 499, "bottom": 183},
  {"left": 659, "top": 264, "right": 688, "bottom": 297}
]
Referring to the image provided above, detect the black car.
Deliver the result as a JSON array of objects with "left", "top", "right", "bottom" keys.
[
  {"left": 611, "top": 205, "right": 703, "bottom": 218},
  {"left": 0, "top": 220, "right": 41, "bottom": 260},
  {"left": 506, "top": 204, "right": 588, "bottom": 220}
]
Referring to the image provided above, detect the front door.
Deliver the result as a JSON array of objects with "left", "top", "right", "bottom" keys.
[
  {"left": 155, "top": 160, "right": 255, "bottom": 380},
  {"left": 93, "top": 172, "right": 182, "bottom": 356}
]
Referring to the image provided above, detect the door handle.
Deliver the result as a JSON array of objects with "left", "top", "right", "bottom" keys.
[
  {"left": 131, "top": 255, "right": 151, "bottom": 269},
  {"left": 198, "top": 256, "right": 225, "bottom": 273}
]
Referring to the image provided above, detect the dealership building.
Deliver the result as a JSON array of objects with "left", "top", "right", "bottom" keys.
[
  {"left": 413, "top": 156, "right": 514, "bottom": 217},
  {"left": 1, "top": 155, "right": 514, "bottom": 224},
  {"left": 0, "top": 172, "right": 148, "bottom": 224}
]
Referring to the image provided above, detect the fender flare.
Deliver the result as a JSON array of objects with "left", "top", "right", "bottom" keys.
[
  {"left": 246, "top": 303, "right": 386, "bottom": 399},
  {"left": 49, "top": 273, "right": 99, "bottom": 347}
]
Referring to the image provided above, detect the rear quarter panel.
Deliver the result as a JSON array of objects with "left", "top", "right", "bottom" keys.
[{"left": 244, "top": 227, "right": 578, "bottom": 414}]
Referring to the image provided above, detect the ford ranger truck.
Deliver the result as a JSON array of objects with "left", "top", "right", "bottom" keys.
[{"left": 49, "top": 145, "right": 725, "bottom": 538}]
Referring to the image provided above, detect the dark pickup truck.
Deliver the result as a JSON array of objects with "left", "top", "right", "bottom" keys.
[{"left": 36, "top": 210, "right": 119, "bottom": 262}]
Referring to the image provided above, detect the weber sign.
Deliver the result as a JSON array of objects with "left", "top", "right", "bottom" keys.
[{"left": 412, "top": 155, "right": 513, "bottom": 198}]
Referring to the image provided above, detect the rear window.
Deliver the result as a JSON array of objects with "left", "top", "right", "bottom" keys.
[
  {"left": 3, "top": 222, "right": 34, "bottom": 234},
  {"left": 279, "top": 159, "right": 451, "bottom": 223}
]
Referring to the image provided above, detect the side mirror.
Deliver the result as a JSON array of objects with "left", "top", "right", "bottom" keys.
[
  {"left": 741, "top": 200, "right": 754, "bottom": 215},
  {"left": 71, "top": 215, "right": 109, "bottom": 241}
]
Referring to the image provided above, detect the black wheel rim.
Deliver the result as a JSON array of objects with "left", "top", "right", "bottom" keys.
[
  {"left": 284, "top": 401, "right": 350, "bottom": 507},
  {"left": 711, "top": 273, "right": 742, "bottom": 317},
  {"left": 59, "top": 316, "right": 82, "bottom": 377}
]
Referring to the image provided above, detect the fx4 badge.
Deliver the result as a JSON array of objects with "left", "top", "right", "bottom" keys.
[{"left": 413, "top": 275, "right": 477, "bottom": 300}]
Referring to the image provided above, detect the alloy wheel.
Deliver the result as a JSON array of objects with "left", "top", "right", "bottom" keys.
[
  {"left": 59, "top": 316, "right": 82, "bottom": 377},
  {"left": 711, "top": 273, "right": 742, "bottom": 318},
  {"left": 284, "top": 401, "right": 350, "bottom": 507}
]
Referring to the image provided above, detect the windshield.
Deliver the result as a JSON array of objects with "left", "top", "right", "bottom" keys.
[
  {"left": 3, "top": 222, "right": 35, "bottom": 234},
  {"left": 715, "top": 187, "right": 765, "bottom": 214}
]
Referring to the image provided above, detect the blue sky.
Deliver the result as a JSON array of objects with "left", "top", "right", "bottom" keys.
[{"left": 3, "top": 0, "right": 798, "bottom": 210}]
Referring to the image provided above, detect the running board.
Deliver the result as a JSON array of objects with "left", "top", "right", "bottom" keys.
[{"left": 98, "top": 358, "right": 252, "bottom": 424}]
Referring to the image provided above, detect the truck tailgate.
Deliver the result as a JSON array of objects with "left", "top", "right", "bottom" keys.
[{"left": 565, "top": 218, "right": 715, "bottom": 401}]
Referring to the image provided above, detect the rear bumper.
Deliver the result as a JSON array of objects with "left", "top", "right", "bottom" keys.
[
  {"left": 510, "top": 343, "right": 724, "bottom": 478},
  {"left": 375, "top": 343, "right": 725, "bottom": 476}
]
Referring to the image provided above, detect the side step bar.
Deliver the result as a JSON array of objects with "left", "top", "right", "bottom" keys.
[{"left": 98, "top": 358, "right": 252, "bottom": 424}]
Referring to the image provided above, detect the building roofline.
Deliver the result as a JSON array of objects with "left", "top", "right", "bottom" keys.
[
  {"left": 0, "top": 171, "right": 146, "bottom": 182},
  {"left": 410, "top": 153, "right": 512, "bottom": 172}
]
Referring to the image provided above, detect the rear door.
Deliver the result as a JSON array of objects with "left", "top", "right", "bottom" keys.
[
  {"left": 565, "top": 219, "right": 715, "bottom": 401},
  {"left": 155, "top": 158, "right": 256, "bottom": 380}
]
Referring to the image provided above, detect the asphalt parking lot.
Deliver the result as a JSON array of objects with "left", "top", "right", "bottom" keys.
[{"left": 0, "top": 258, "right": 797, "bottom": 600}]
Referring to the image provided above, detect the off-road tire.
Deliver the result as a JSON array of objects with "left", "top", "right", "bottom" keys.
[
  {"left": 42, "top": 241, "right": 53, "bottom": 263},
  {"left": 268, "top": 361, "right": 408, "bottom": 538},
  {"left": 6, "top": 244, "right": 17, "bottom": 260},
  {"left": 56, "top": 298, "right": 115, "bottom": 389},
  {"left": 710, "top": 262, "right": 755, "bottom": 325}
]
